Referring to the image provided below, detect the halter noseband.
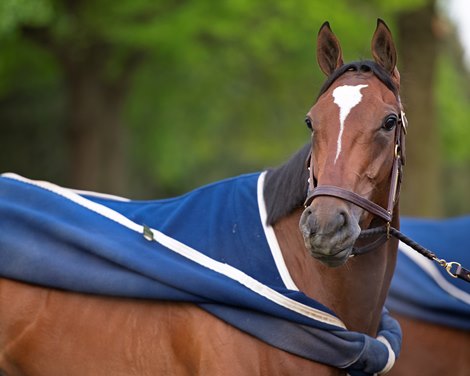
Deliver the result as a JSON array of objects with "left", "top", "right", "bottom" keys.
[{"left": 303, "top": 101, "right": 407, "bottom": 242}]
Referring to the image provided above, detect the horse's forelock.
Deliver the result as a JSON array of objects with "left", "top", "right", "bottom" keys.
[{"left": 317, "top": 60, "right": 399, "bottom": 100}]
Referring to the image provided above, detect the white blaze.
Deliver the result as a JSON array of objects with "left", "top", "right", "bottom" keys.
[{"left": 332, "top": 84, "right": 368, "bottom": 164}]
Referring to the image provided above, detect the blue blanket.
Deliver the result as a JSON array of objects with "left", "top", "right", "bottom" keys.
[
  {"left": 0, "top": 172, "right": 401, "bottom": 375},
  {"left": 387, "top": 216, "right": 470, "bottom": 330}
]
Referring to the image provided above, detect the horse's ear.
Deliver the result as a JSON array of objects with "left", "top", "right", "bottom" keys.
[
  {"left": 371, "top": 19, "right": 397, "bottom": 75},
  {"left": 317, "top": 21, "right": 344, "bottom": 76}
]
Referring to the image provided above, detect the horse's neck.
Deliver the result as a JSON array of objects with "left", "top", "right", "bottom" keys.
[{"left": 273, "top": 208, "right": 399, "bottom": 336}]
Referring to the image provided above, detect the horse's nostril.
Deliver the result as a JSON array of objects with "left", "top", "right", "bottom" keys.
[
  {"left": 338, "top": 210, "right": 348, "bottom": 228},
  {"left": 302, "top": 205, "right": 352, "bottom": 238},
  {"left": 307, "top": 214, "right": 318, "bottom": 236}
]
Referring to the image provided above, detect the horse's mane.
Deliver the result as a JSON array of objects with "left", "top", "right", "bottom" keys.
[
  {"left": 263, "top": 144, "right": 310, "bottom": 225},
  {"left": 264, "top": 60, "right": 399, "bottom": 225}
]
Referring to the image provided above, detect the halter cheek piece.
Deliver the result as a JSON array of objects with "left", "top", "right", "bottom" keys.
[{"left": 303, "top": 103, "right": 408, "bottom": 252}]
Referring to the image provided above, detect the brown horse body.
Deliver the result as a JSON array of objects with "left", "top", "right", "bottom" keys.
[
  {"left": 0, "top": 280, "right": 335, "bottom": 376},
  {"left": 388, "top": 313, "right": 470, "bottom": 376},
  {"left": 0, "top": 212, "right": 399, "bottom": 376},
  {"left": 1, "top": 20, "right": 409, "bottom": 375}
]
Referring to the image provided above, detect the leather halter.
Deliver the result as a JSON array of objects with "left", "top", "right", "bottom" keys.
[{"left": 304, "top": 99, "right": 408, "bottom": 238}]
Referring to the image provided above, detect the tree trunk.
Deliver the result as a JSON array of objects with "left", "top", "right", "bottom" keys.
[
  {"left": 21, "top": 27, "right": 137, "bottom": 196},
  {"left": 64, "top": 67, "right": 128, "bottom": 195},
  {"left": 396, "top": 1, "right": 442, "bottom": 217}
]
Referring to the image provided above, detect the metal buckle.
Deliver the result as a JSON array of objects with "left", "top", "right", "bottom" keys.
[
  {"left": 400, "top": 110, "right": 408, "bottom": 135},
  {"left": 143, "top": 225, "right": 154, "bottom": 241}
]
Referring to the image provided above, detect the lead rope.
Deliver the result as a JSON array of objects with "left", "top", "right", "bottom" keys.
[{"left": 359, "top": 226, "right": 470, "bottom": 283}]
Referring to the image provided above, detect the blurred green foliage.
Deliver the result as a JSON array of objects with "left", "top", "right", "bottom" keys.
[
  {"left": 0, "top": 0, "right": 469, "bottom": 214},
  {"left": 436, "top": 54, "right": 470, "bottom": 162}
]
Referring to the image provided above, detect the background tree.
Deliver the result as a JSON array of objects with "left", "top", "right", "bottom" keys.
[
  {"left": 396, "top": 0, "right": 441, "bottom": 216},
  {"left": 1, "top": 0, "right": 469, "bottom": 216}
]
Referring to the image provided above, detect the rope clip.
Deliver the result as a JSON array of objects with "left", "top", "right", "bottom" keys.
[
  {"left": 432, "top": 257, "right": 461, "bottom": 279},
  {"left": 445, "top": 261, "right": 462, "bottom": 279}
]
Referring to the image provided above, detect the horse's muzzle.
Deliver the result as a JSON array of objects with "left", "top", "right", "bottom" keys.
[{"left": 299, "top": 199, "right": 361, "bottom": 267}]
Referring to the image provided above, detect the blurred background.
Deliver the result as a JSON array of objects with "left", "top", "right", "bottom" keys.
[{"left": 0, "top": 0, "right": 469, "bottom": 217}]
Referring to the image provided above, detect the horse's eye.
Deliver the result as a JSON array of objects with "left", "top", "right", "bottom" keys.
[
  {"left": 305, "top": 117, "right": 313, "bottom": 130},
  {"left": 383, "top": 115, "right": 397, "bottom": 131}
]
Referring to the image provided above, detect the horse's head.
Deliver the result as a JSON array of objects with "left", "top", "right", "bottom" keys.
[{"left": 300, "top": 19, "right": 406, "bottom": 267}]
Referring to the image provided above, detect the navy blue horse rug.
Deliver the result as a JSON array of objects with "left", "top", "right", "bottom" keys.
[
  {"left": 387, "top": 216, "right": 470, "bottom": 330},
  {"left": 0, "top": 172, "right": 401, "bottom": 376}
]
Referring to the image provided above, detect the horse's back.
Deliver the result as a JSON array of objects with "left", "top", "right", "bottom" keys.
[
  {"left": 0, "top": 278, "right": 341, "bottom": 376},
  {"left": 388, "top": 313, "right": 470, "bottom": 376}
]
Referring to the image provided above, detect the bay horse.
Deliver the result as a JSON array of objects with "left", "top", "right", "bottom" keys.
[{"left": 0, "top": 20, "right": 405, "bottom": 375}]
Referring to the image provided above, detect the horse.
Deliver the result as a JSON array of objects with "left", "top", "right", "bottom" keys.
[{"left": 0, "top": 19, "right": 405, "bottom": 375}]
